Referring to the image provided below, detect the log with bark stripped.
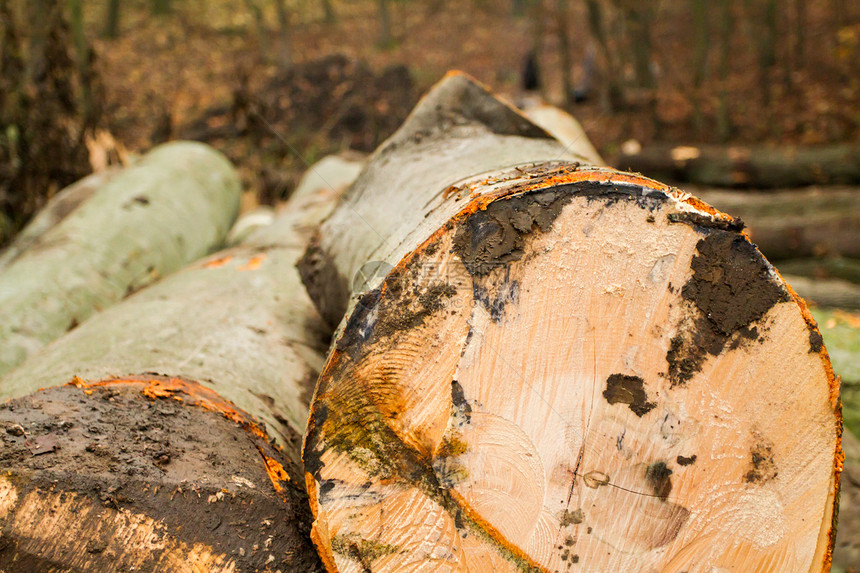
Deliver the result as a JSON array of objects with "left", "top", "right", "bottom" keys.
[
  {"left": 299, "top": 73, "right": 841, "bottom": 572},
  {"left": 0, "top": 154, "right": 364, "bottom": 572},
  {"left": 693, "top": 186, "right": 860, "bottom": 261},
  {"left": 617, "top": 142, "right": 860, "bottom": 188},
  {"left": 0, "top": 142, "right": 242, "bottom": 377}
]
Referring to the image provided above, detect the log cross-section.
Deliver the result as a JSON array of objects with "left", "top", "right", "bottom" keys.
[{"left": 299, "top": 73, "right": 841, "bottom": 572}]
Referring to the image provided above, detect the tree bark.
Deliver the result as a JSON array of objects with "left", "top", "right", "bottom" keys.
[
  {"left": 555, "top": 0, "right": 573, "bottom": 107},
  {"left": 0, "top": 142, "right": 241, "bottom": 377},
  {"left": 274, "top": 0, "right": 292, "bottom": 69},
  {"left": 520, "top": 101, "right": 604, "bottom": 165},
  {"left": 715, "top": 0, "right": 733, "bottom": 142},
  {"left": 103, "top": 0, "right": 121, "bottom": 38},
  {"left": 298, "top": 73, "right": 840, "bottom": 572},
  {"left": 0, "top": 168, "right": 117, "bottom": 269},
  {"left": 617, "top": 142, "right": 860, "bottom": 188},
  {"left": 693, "top": 186, "right": 860, "bottom": 260},
  {"left": 584, "top": 0, "right": 624, "bottom": 110},
  {"left": 377, "top": 0, "right": 392, "bottom": 48},
  {"left": 0, "top": 154, "right": 365, "bottom": 572}
]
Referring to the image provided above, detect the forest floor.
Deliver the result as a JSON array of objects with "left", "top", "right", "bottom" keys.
[{"left": 85, "top": 0, "right": 860, "bottom": 202}]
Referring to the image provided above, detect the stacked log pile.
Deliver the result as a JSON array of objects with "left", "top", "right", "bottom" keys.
[
  {"left": 0, "top": 75, "right": 849, "bottom": 572},
  {"left": 0, "top": 154, "right": 363, "bottom": 571},
  {"left": 0, "top": 142, "right": 242, "bottom": 376}
]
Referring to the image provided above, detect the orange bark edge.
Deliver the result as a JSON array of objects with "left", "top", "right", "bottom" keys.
[{"left": 66, "top": 375, "right": 293, "bottom": 496}]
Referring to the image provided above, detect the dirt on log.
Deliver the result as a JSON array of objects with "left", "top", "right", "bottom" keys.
[
  {"left": 0, "top": 141, "right": 241, "bottom": 377},
  {"left": 299, "top": 73, "right": 841, "bottom": 572},
  {"left": 617, "top": 143, "right": 860, "bottom": 188},
  {"left": 0, "top": 154, "right": 364, "bottom": 572}
]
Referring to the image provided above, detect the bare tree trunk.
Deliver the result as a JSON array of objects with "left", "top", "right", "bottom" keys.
[
  {"left": 624, "top": 1, "right": 655, "bottom": 91},
  {"left": 745, "top": 0, "right": 777, "bottom": 114},
  {"left": 274, "top": 0, "right": 292, "bottom": 69},
  {"left": 68, "top": 0, "right": 92, "bottom": 122},
  {"left": 0, "top": 142, "right": 241, "bottom": 376},
  {"left": 321, "top": 0, "right": 336, "bottom": 23},
  {"left": 715, "top": 0, "right": 733, "bottom": 141},
  {"left": 691, "top": 0, "right": 710, "bottom": 137},
  {"left": 299, "top": 73, "right": 840, "bottom": 571},
  {"left": 556, "top": 0, "right": 573, "bottom": 107},
  {"left": 25, "top": 0, "right": 52, "bottom": 82},
  {"left": 378, "top": 0, "right": 392, "bottom": 47},
  {"left": 244, "top": 0, "right": 269, "bottom": 61},
  {"left": 103, "top": 0, "right": 121, "bottom": 38},
  {"left": 585, "top": 0, "right": 624, "bottom": 110},
  {"left": 794, "top": 0, "right": 806, "bottom": 70},
  {"left": 152, "top": 0, "right": 171, "bottom": 15}
]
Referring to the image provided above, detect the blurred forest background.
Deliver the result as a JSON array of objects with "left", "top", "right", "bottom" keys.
[
  {"left": 2, "top": 0, "right": 859, "bottom": 235},
  {"left": 2, "top": 2, "right": 860, "bottom": 568}
]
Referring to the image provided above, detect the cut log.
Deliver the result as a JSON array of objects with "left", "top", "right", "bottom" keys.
[
  {"left": 782, "top": 274, "right": 860, "bottom": 310},
  {"left": 0, "top": 154, "right": 364, "bottom": 572},
  {"left": 833, "top": 428, "right": 860, "bottom": 572},
  {"left": 617, "top": 142, "right": 860, "bottom": 188},
  {"left": 0, "top": 168, "right": 118, "bottom": 269},
  {"left": 693, "top": 186, "right": 860, "bottom": 261},
  {"left": 777, "top": 257, "right": 860, "bottom": 286},
  {"left": 519, "top": 101, "right": 605, "bottom": 166},
  {"left": 225, "top": 205, "right": 275, "bottom": 247},
  {"left": 0, "top": 141, "right": 242, "bottom": 377},
  {"left": 299, "top": 73, "right": 841, "bottom": 572}
]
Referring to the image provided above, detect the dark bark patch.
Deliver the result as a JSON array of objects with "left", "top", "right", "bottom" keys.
[
  {"left": 298, "top": 233, "right": 351, "bottom": 329},
  {"left": 559, "top": 508, "right": 585, "bottom": 526},
  {"left": 667, "top": 211, "right": 744, "bottom": 232},
  {"left": 646, "top": 461, "right": 673, "bottom": 501},
  {"left": 809, "top": 328, "right": 824, "bottom": 354},
  {"left": 744, "top": 440, "right": 778, "bottom": 484},
  {"left": 331, "top": 534, "right": 399, "bottom": 570},
  {"left": 666, "top": 231, "right": 788, "bottom": 386},
  {"left": 472, "top": 278, "right": 519, "bottom": 322},
  {"left": 603, "top": 374, "right": 656, "bottom": 417},
  {"left": 453, "top": 190, "right": 572, "bottom": 276},
  {"left": 454, "top": 181, "right": 669, "bottom": 278},
  {"left": 451, "top": 380, "right": 472, "bottom": 425},
  {"left": 676, "top": 455, "right": 697, "bottom": 466},
  {"left": 334, "top": 287, "right": 381, "bottom": 358},
  {"left": 683, "top": 232, "right": 788, "bottom": 336}
]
